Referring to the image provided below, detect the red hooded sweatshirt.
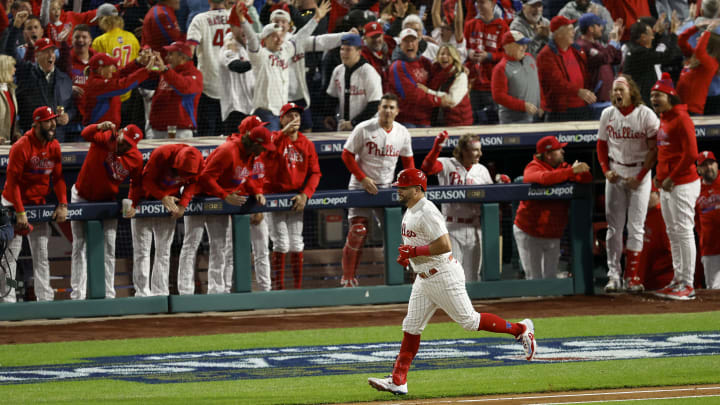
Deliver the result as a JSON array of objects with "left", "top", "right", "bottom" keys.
[
  {"left": 129, "top": 144, "right": 203, "bottom": 207},
  {"left": 655, "top": 104, "right": 699, "bottom": 186},
  {"left": 149, "top": 60, "right": 203, "bottom": 131},
  {"left": 264, "top": 131, "right": 321, "bottom": 197},
  {"left": 199, "top": 137, "right": 263, "bottom": 199}
]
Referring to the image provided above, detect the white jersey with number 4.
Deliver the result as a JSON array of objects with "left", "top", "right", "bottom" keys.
[
  {"left": 436, "top": 157, "right": 492, "bottom": 218},
  {"left": 344, "top": 118, "right": 413, "bottom": 190},
  {"left": 402, "top": 197, "right": 452, "bottom": 274},
  {"left": 187, "top": 9, "right": 231, "bottom": 99},
  {"left": 598, "top": 105, "right": 659, "bottom": 165}
]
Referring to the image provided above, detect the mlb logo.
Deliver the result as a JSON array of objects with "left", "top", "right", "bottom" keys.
[
  {"left": 269, "top": 200, "right": 278, "bottom": 208},
  {"left": 118, "top": 37, "right": 124, "bottom": 44},
  {"left": 321, "top": 144, "right": 332, "bottom": 152}
]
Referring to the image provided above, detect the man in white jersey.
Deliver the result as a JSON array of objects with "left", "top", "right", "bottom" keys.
[
  {"left": 340, "top": 93, "right": 415, "bottom": 287},
  {"left": 421, "top": 132, "right": 495, "bottom": 281},
  {"left": 596, "top": 74, "right": 659, "bottom": 293},
  {"left": 237, "top": 1, "right": 329, "bottom": 131},
  {"left": 219, "top": 19, "right": 255, "bottom": 135},
  {"left": 187, "top": 0, "right": 231, "bottom": 136},
  {"left": 367, "top": 168, "right": 536, "bottom": 396}
]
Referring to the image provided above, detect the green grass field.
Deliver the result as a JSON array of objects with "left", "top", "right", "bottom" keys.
[{"left": 1, "top": 311, "right": 719, "bottom": 404}]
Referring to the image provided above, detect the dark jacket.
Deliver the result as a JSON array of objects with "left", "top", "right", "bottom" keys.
[{"left": 622, "top": 34, "right": 682, "bottom": 105}]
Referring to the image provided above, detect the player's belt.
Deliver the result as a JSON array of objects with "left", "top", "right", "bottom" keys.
[
  {"left": 609, "top": 158, "right": 642, "bottom": 167},
  {"left": 447, "top": 216, "right": 475, "bottom": 224},
  {"left": 417, "top": 268, "right": 438, "bottom": 279}
]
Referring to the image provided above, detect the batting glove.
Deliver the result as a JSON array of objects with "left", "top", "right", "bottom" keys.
[
  {"left": 434, "top": 130, "right": 449, "bottom": 148},
  {"left": 396, "top": 255, "right": 410, "bottom": 267},
  {"left": 495, "top": 174, "right": 511, "bottom": 184}
]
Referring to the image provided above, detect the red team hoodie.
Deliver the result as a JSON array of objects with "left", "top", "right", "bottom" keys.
[
  {"left": 141, "top": 4, "right": 186, "bottom": 52},
  {"left": 264, "top": 131, "right": 321, "bottom": 197},
  {"left": 655, "top": 104, "right": 699, "bottom": 186},
  {"left": 129, "top": 144, "right": 203, "bottom": 207},
  {"left": 74, "top": 124, "right": 144, "bottom": 202},
  {"left": 514, "top": 157, "right": 592, "bottom": 238},
  {"left": 200, "top": 137, "right": 263, "bottom": 199},
  {"left": 149, "top": 61, "right": 203, "bottom": 131},
  {"left": 463, "top": 14, "right": 509, "bottom": 92},
  {"left": 389, "top": 55, "right": 443, "bottom": 126},
  {"left": 2, "top": 130, "right": 67, "bottom": 212}
]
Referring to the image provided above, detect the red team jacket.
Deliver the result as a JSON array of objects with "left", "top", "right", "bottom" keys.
[
  {"left": 199, "top": 137, "right": 263, "bottom": 199},
  {"left": 603, "top": 0, "right": 650, "bottom": 42},
  {"left": 129, "top": 144, "right": 203, "bottom": 208},
  {"left": 141, "top": 4, "right": 186, "bottom": 52},
  {"left": 696, "top": 176, "right": 720, "bottom": 256},
  {"left": 463, "top": 15, "right": 509, "bottom": 92},
  {"left": 676, "top": 28, "right": 719, "bottom": 115},
  {"left": 536, "top": 41, "right": 589, "bottom": 113},
  {"left": 264, "top": 132, "right": 321, "bottom": 197},
  {"left": 149, "top": 61, "right": 203, "bottom": 131},
  {"left": 83, "top": 61, "right": 151, "bottom": 125},
  {"left": 2, "top": 130, "right": 68, "bottom": 212},
  {"left": 655, "top": 104, "right": 699, "bottom": 186},
  {"left": 514, "top": 157, "right": 593, "bottom": 239},
  {"left": 75, "top": 124, "right": 144, "bottom": 202},
  {"left": 638, "top": 203, "right": 674, "bottom": 290},
  {"left": 389, "top": 56, "right": 443, "bottom": 126}
]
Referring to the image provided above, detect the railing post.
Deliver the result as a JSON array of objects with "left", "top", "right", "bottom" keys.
[
  {"left": 383, "top": 207, "right": 404, "bottom": 285},
  {"left": 570, "top": 196, "right": 594, "bottom": 295},
  {"left": 232, "top": 214, "right": 252, "bottom": 293},
  {"left": 85, "top": 220, "right": 105, "bottom": 299},
  {"left": 481, "top": 203, "right": 500, "bottom": 281}
]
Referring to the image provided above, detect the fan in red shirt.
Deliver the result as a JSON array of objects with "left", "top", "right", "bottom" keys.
[
  {"left": 126, "top": 143, "right": 204, "bottom": 297},
  {"left": 69, "top": 121, "right": 144, "bottom": 301},
  {"left": 1, "top": 106, "right": 68, "bottom": 303},
  {"left": 603, "top": 0, "right": 650, "bottom": 42},
  {"left": 178, "top": 122, "right": 273, "bottom": 295},
  {"left": 676, "top": 22, "right": 720, "bottom": 115},
  {"left": 695, "top": 151, "right": 720, "bottom": 289},
  {"left": 513, "top": 135, "right": 592, "bottom": 280},
  {"left": 141, "top": 0, "right": 186, "bottom": 53},
  {"left": 265, "top": 103, "right": 321, "bottom": 290},
  {"left": 361, "top": 21, "right": 395, "bottom": 91}
]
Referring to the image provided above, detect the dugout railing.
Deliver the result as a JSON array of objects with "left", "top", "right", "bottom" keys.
[{"left": 0, "top": 182, "right": 593, "bottom": 321}]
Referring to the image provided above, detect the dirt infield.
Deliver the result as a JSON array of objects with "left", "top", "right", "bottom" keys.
[{"left": 1, "top": 290, "right": 718, "bottom": 344}]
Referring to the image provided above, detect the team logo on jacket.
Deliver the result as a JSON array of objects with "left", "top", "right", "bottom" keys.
[
  {"left": 656, "top": 128, "right": 670, "bottom": 146},
  {"left": 233, "top": 166, "right": 251, "bottom": 185},
  {"left": 697, "top": 193, "right": 720, "bottom": 213},
  {"left": 283, "top": 145, "right": 304, "bottom": 167},
  {"left": 252, "top": 160, "right": 265, "bottom": 179},
  {"left": 104, "top": 153, "right": 130, "bottom": 181},
  {"left": 401, "top": 223, "right": 416, "bottom": 238},
  {"left": 28, "top": 156, "right": 55, "bottom": 174},
  {"left": 365, "top": 141, "right": 400, "bottom": 157}
]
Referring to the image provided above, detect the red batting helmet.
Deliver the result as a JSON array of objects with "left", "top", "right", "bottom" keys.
[{"left": 393, "top": 168, "right": 427, "bottom": 191}]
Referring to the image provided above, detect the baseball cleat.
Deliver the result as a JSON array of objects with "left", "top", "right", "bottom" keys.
[
  {"left": 340, "top": 276, "right": 359, "bottom": 288},
  {"left": 518, "top": 318, "right": 537, "bottom": 361},
  {"left": 661, "top": 283, "right": 696, "bottom": 300},
  {"left": 652, "top": 281, "right": 679, "bottom": 298},
  {"left": 368, "top": 376, "right": 408, "bottom": 395},
  {"left": 624, "top": 277, "right": 644, "bottom": 293},
  {"left": 604, "top": 277, "right": 622, "bottom": 293}
]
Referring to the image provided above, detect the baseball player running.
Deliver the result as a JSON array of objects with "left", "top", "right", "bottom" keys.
[
  {"left": 367, "top": 168, "right": 536, "bottom": 395},
  {"left": 597, "top": 75, "right": 659, "bottom": 293},
  {"left": 650, "top": 73, "right": 700, "bottom": 300},
  {"left": 696, "top": 151, "right": 720, "bottom": 289},
  {"left": 421, "top": 131, "right": 494, "bottom": 282},
  {"left": 340, "top": 93, "right": 414, "bottom": 287}
]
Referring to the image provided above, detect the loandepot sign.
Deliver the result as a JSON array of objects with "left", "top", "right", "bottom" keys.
[{"left": 1, "top": 332, "right": 718, "bottom": 385}]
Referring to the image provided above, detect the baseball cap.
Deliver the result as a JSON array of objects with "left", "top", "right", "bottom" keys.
[
  {"left": 341, "top": 33, "right": 362, "bottom": 47},
  {"left": 651, "top": 72, "right": 678, "bottom": 97},
  {"left": 237, "top": 115, "right": 267, "bottom": 134},
  {"left": 550, "top": 15, "right": 576, "bottom": 33},
  {"left": 89, "top": 53, "right": 120, "bottom": 71},
  {"left": 364, "top": 21, "right": 383, "bottom": 37},
  {"left": 269, "top": 9, "right": 291, "bottom": 22},
  {"left": 536, "top": 135, "right": 567, "bottom": 153},
  {"left": 91, "top": 3, "right": 118, "bottom": 23},
  {"left": 578, "top": 13, "right": 604, "bottom": 32},
  {"left": 119, "top": 124, "right": 143, "bottom": 148},
  {"left": 248, "top": 126, "right": 276, "bottom": 151},
  {"left": 697, "top": 151, "right": 717, "bottom": 165},
  {"left": 33, "top": 106, "right": 59, "bottom": 122},
  {"left": 399, "top": 28, "right": 418, "bottom": 41},
  {"left": 34, "top": 37, "right": 55, "bottom": 52},
  {"left": 280, "top": 102, "right": 304, "bottom": 118},
  {"left": 500, "top": 30, "right": 530, "bottom": 47},
  {"left": 163, "top": 41, "right": 193, "bottom": 58},
  {"left": 260, "top": 23, "right": 283, "bottom": 40}
]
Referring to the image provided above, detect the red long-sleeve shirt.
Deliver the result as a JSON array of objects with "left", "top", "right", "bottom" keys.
[
  {"left": 514, "top": 157, "right": 592, "bottom": 238},
  {"left": 83, "top": 61, "right": 150, "bottom": 125},
  {"left": 655, "top": 104, "right": 699, "bottom": 185},
  {"left": 149, "top": 61, "right": 203, "bottom": 131},
  {"left": 199, "top": 137, "right": 261, "bottom": 199},
  {"left": 463, "top": 16, "right": 508, "bottom": 92},
  {"left": 696, "top": 177, "right": 720, "bottom": 256},
  {"left": 141, "top": 4, "right": 186, "bottom": 52},
  {"left": 45, "top": 9, "right": 100, "bottom": 48},
  {"left": 604, "top": 0, "right": 651, "bottom": 42},
  {"left": 264, "top": 131, "right": 321, "bottom": 198},
  {"left": 2, "top": 130, "right": 67, "bottom": 212},
  {"left": 389, "top": 56, "right": 443, "bottom": 126},
  {"left": 129, "top": 144, "right": 203, "bottom": 207},
  {"left": 676, "top": 29, "right": 719, "bottom": 115},
  {"left": 74, "top": 124, "right": 144, "bottom": 202}
]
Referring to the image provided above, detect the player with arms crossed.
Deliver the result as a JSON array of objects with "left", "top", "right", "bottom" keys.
[
  {"left": 367, "top": 168, "right": 536, "bottom": 395},
  {"left": 597, "top": 74, "right": 659, "bottom": 293}
]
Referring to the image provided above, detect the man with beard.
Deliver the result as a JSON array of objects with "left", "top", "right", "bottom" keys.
[
  {"left": 514, "top": 136, "right": 592, "bottom": 280},
  {"left": 1, "top": 106, "right": 68, "bottom": 303},
  {"left": 509, "top": 0, "right": 550, "bottom": 57},
  {"left": 596, "top": 75, "right": 659, "bottom": 293},
  {"left": 695, "top": 151, "right": 720, "bottom": 289},
  {"left": 576, "top": 13, "right": 623, "bottom": 106},
  {"left": 360, "top": 21, "right": 394, "bottom": 88},
  {"left": 70, "top": 121, "right": 144, "bottom": 300},
  {"left": 366, "top": 168, "right": 536, "bottom": 396},
  {"left": 559, "top": 0, "right": 613, "bottom": 38},
  {"left": 219, "top": 10, "right": 255, "bottom": 135}
]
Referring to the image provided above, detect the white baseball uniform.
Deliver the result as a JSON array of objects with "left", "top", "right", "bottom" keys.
[
  {"left": 598, "top": 104, "right": 659, "bottom": 282},
  {"left": 433, "top": 157, "right": 493, "bottom": 282},
  {"left": 401, "top": 197, "right": 480, "bottom": 335},
  {"left": 131, "top": 216, "right": 176, "bottom": 297},
  {"left": 327, "top": 61, "right": 383, "bottom": 127},
  {"left": 187, "top": 8, "right": 231, "bottom": 99},
  {"left": 344, "top": 118, "right": 413, "bottom": 220},
  {"left": 219, "top": 32, "right": 255, "bottom": 120}
]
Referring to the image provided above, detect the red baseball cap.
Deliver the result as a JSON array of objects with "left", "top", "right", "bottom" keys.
[
  {"left": 500, "top": 30, "right": 531, "bottom": 47},
  {"left": 280, "top": 102, "right": 304, "bottom": 118},
  {"left": 364, "top": 21, "right": 383, "bottom": 37},
  {"left": 119, "top": 124, "right": 143, "bottom": 148},
  {"left": 163, "top": 41, "right": 193, "bottom": 58},
  {"left": 237, "top": 115, "right": 267, "bottom": 134},
  {"left": 697, "top": 150, "right": 717, "bottom": 165},
  {"left": 33, "top": 106, "right": 59, "bottom": 122},
  {"left": 550, "top": 15, "right": 576, "bottom": 33},
  {"left": 651, "top": 72, "right": 678, "bottom": 97},
  {"left": 248, "top": 126, "right": 276, "bottom": 151},
  {"left": 34, "top": 37, "right": 55, "bottom": 52},
  {"left": 89, "top": 53, "right": 120, "bottom": 71},
  {"left": 536, "top": 135, "right": 567, "bottom": 153}
]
